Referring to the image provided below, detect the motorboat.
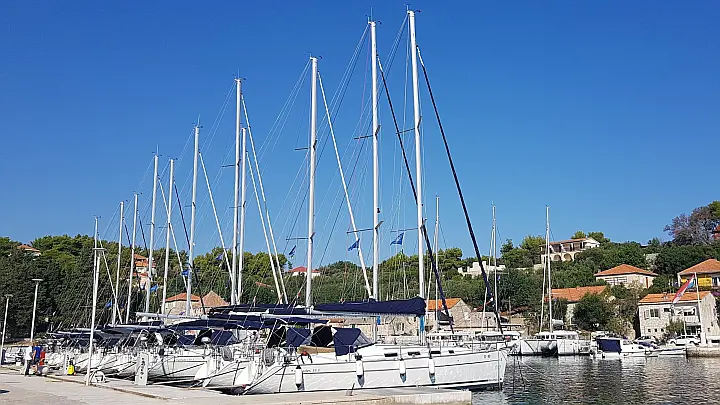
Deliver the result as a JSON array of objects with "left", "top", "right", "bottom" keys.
[
  {"left": 515, "top": 330, "right": 590, "bottom": 356},
  {"left": 593, "top": 336, "right": 656, "bottom": 358}
]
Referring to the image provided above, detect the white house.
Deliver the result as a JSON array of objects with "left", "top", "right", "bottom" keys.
[
  {"left": 457, "top": 261, "right": 506, "bottom": 278},
  {"left": 638, "top": 291, "right": 719, "bottom": 342},
  {"left": 594, "top": 264, "right": 658, "bottom": 288},
  {"left": 541, "top": 237, "right": 600, "bottom": 263},
  {"left": 288, "top": 266, "right": 320, "bottom": 278}
]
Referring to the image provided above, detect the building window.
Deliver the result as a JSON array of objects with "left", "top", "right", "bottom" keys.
[
  {"left": 664, "top": 308, "right": 671, "bottom": 312},
  {"left": 645, "top": 308, "right": 660, "bottom": 318},
  {"left": 683, "top": 308, "right": 696, "bottom": 317},
  {"left": 648, "top": 329, "right": 652, "bottom": 333},
  {"left": 661, "top": 328, "right": 664, "bottom": 332},
  {"left": 713, "top": 276, "right": 720, "bottom": 287},
  {"left": 654, "top": 329, "right": 658, "bottom": 333}
]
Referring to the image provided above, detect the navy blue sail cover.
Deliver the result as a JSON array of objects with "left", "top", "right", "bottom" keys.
[
  {"left": 596, "top": 337, "right": 622, "bottom": 353},
  {"left": 315, "top": 297, "right": 426, "bottom": 316},
  {"left": 333, "top": 328, "right": 374, "bottom": 356},
  {"left": 286, "top": 328, "right": 311, "bottom": 348},
  {"left": 208, "top": 303, "right": 308, "bottom": 316}
]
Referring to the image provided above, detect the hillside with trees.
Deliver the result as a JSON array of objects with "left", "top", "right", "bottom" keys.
[{"left": 0, "top": 201, "right": 718, "bottom": 339}]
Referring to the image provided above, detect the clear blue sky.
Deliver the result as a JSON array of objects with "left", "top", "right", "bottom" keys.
[{"left": 1, "top": 1, "right": 718, "bottom": 266}]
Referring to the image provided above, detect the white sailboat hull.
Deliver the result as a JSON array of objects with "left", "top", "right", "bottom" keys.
[
  {"left": 246, "top": 345, "right": 507, "bottom": 394},
  {"left": 147, "top": 349, "right": 207, "bottom": 381}
]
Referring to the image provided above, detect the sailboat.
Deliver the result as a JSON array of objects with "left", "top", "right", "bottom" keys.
[
  {"left": 514, "top": 207, "right": 590, "bottom": 356},
  {"left": 245, "top": 11, "right": 507, "bottom": 394}
]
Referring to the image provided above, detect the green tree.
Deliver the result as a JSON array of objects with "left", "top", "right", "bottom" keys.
[
  {"left": 573, "top": 293, "right": 613, "bottom": 331},
  {"left": 572, "top": 231, "right": 587, "bottom": 239},
  {"left": 588, "top": 232, "right": 610, "bottom": 244},
  {"left": 500, "top": 239, "right": 514, "bottom": 256},
  {"left": 664, "top": 201, "right": 720, "bottom": 245},
  {"left": 501, "top": 248, "right": 533, "bottom": 269},
  {"left": 520, "top": 235, "right": 545, "bottom": 264}
]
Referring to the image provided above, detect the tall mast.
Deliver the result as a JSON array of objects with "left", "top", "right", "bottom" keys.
[
  {"left": 305, "top": 56, "right": 318, "bottom": 307},
  {"left": 112, "top": 201, "right": 123, "bottom": 325},
  {"left": 161, "top": 159, "right": 174, "bottom": 314},
  {"left": 492, "top": 204, "right": 498, "bottom": 328},
  {"left": 546, "top": 205, "right": 553, "bottom": 332},
  {"left": 434, "top": 196, "right": 440, "bottom": 332},
  {"left": 238, "top": 127, "right": 247, "bottom": 302},
  {"left": 146, "top": 153, "right": 158, "bottom": 313},
  {"left": 188, "top": 125, "right": 200, "bottom": 315},
  {"left": 409, "top": 10, "right": 424, "bottom": 301},
  {"left": 126, "top": 193, "right": 138, "bottom": 323},
  {"left": 86, "top": 217, "right": 100, "bottom": 385},
  {"left": 231, "top": 79, "right": 242, "bottom": 305},
  {"left": 370, "top": 19, "right": 380, "bottom": 300}
]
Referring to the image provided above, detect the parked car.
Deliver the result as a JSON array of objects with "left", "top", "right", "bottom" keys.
[
  {"left": 669, "top": 335, "right": 700, "bottom": 346},
  {"left": 635, "top": 335, "right": 658, "bottom": 346}
]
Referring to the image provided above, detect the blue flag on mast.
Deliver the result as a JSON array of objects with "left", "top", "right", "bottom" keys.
[
  {"left": 288, "top": 245, "right": 296, "bottom": 258},
  {"left": 348, "top": 239, "right": 360, "bottom": 251},
  {"left": 390, "top": 232, "right": 404, "bottom": 245}
]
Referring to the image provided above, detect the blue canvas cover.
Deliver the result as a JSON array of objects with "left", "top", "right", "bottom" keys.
[
  {"left": 332, "top": 328, "right": 374, "bottom": 356},
  {"left": 286, "top": 328, "right": 311, "bottom": 348},
  {"left": 597, "top": 337, "right": 622, "bottom": 353},
  {"left": 315, "top": 297, "right": 426, "bottom": 316}
]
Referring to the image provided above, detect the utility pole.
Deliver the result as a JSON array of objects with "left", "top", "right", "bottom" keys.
[
  {"left": 29, "top": 279, "right": 43, "bottom": 342},
  {"left": 1, "top": 294, "right": 12, "bottom": 363}
]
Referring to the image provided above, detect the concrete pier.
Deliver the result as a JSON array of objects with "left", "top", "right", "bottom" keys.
[
  {"left": 687, "top": 346, "right": 720, "bottom": 358},
  {"left": 0, "top": 366, "right": 471, "bottom": 405}
]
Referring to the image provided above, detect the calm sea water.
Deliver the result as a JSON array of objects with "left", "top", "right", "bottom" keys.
[{"left": 473, "top": 356, "right": 720, "bottom": 405}]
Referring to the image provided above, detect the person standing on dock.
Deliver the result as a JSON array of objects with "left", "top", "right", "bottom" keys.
[{"left": 22, "top": 343, "right": 33, "bottom": 376}]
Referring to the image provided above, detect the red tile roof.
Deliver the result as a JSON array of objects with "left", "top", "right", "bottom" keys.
[
  {"left": 289, "top": 266, "right": 319, "bottom": 273},
  {"left": 165, "top": 292, "right": 200, "bottom": 302},
  {"left": 17, "top": 244, "right": 41, "bottom": 253},
  {"left": 678, "top": 259, "right": 720, "bottom": 276},
  {"left": 639, "top": 291, "right": 712, "bottom": 304},
  {"left": 551, "top": 286, "right": 607, "bottom": 303},
  {"left": 595, "top": 264, "right": 658, "bottom": 277},
  {"left": 548, "top": 237, "right": 598, "bottom": 245},
  {"left": 197, "top": 291, "right": 228, "bottom": 308},
  {"left": 427, "top": 298, "right": 462, "bottom": 311}
]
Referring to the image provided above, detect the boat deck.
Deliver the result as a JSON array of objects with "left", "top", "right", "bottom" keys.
[{"left": 0, "top": 365, "right": 471, "bottom": 405}]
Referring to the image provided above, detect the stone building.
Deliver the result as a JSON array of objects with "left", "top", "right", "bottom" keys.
[
  {"left": 540, "top": 237, "right": 600, "bottom": 264},
  {"left": 594, "top": 264, "right": 658, "bottom": 288},
  {"left": 638, "top": 291, "right": 719, "bottom": 342}
]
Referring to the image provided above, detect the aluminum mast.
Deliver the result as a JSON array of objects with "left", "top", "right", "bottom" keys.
[
  {"left": 187, "top": 126, "right": 200, "bottom": 315},
  {"left": 145, "top": 153, "right": 159, "bottom": 313},
  {"left": 161, "top": 159, "right": 174, "bottom": 314},
  {"left": 112, "top": 201, "right": 123, "bottom": 325},
  {"left": 306, "top": 56, "right": 318, "bottom": 307},
  {"left": 231, "top": 79, "right": 242, "bottom": 305},
  {"left": 126, "top": 193, "right": 138, "bottom": 323}
]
